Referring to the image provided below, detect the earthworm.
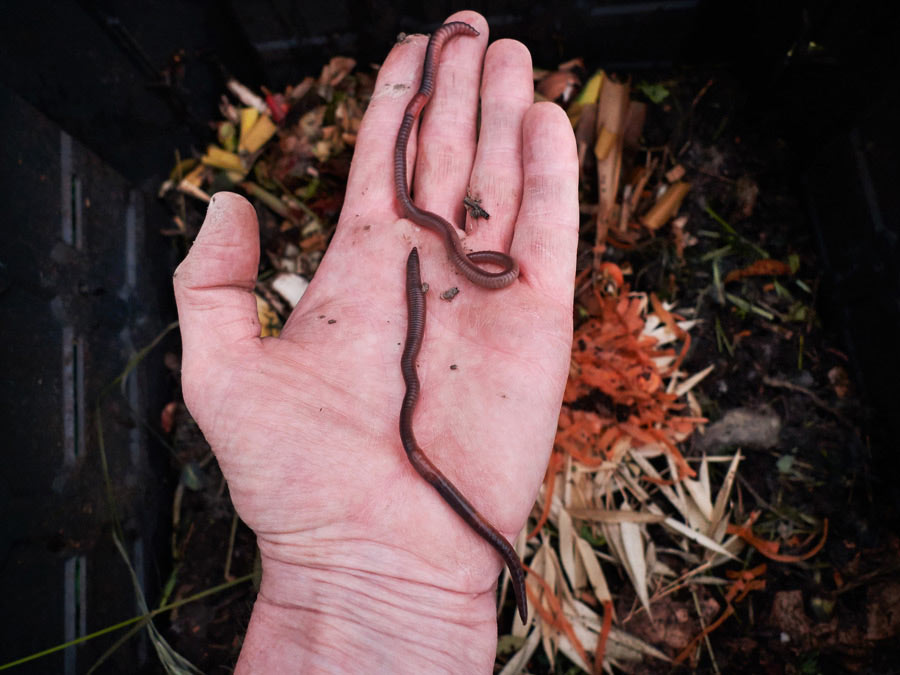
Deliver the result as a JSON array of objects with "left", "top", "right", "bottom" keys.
[
  {"left": 394, "top": 21, "right": 519, "bottom": 289},
  {"left": 400, "top": 247, "right": 528, "bottom": 623}
]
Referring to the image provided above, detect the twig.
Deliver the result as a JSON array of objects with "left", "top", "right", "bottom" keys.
[
  {"left": 736, "top": 473, "right": 775, "bottom": 512},
  {"left": 691, "top": 78, "right": 715, "bottom": 109},
  {"left": 224, "top": 511, "right": 240, "bottom": 581},
  {"left": 835, "top": 561, "right": 900, "bottom": 595},
  {"left": 762, "top": 375, "right": 854, "bottom": 428},
  {"left": 691, "top": 587, "right": 720, "bottom": 674}
]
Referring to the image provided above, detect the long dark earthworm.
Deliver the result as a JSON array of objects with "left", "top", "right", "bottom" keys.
[
  {"left": 393, "top": 21, "right": 519, "bottom": 289},
  {"left": 399, "top": 247, "right": 527, "bottom": 623}
]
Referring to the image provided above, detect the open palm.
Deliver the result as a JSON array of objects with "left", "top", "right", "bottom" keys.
[{"left": 173, "top": 10, "right": 577, "bottom": 666}]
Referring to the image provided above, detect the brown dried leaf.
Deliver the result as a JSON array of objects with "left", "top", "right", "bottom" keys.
[
  {"left": 619, "top": 504, "right": 651, "bottom": 615},
  {"left": 708, "top": 452, "right": 742, "bottom": 539},
  {"left": 575, "top": 537, "right": 612, "bottom": 604},
  {"left": 537, "top": 70, "right": 580, "bottom": 103},
  {"left": 568, "top": 509, "right": 665, "bottom": 524},
  {"left": 641, "top": 181, "right": 691, "bottom": 230},
  {"left": 318, "top": 56, "right": 356, "bottom": 89}
]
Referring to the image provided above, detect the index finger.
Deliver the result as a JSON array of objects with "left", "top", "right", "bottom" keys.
[{"left": 336, "top": 31, "right": 429, "bottom": 224}]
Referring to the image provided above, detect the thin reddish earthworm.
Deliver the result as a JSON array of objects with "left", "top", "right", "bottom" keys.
[
  {"left": 400, "top": 247, "right": 527, "bottom": 623},
  {"left": 394, "top": 21, "right": 519, "bottom": 289}
]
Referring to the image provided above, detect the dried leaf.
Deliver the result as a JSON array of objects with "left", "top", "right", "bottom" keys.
[
  {"left": 318, "top": 56, "right": 356, "bottom": 92},
  {"left": 569, "top": 508, "right": 665, "bottom": 524},
  {"left": 607, "top": 626, "right": 671, "bottom": 662},
  {"left": 575, "top": 537, "right": 612, "bottom": 604},
  {"left": 239, "top": 114, "right": 278, "bottom": 154},
  {"left": 682, "top": 469, "right": 713, "bottom": 523},
  {"left": 641, "top": 181, "right": 691, "bottom": 230},
  {"left": 577, "top": 71, "right": 605, "bottom": 105},
  {"left": 559, "top": 507, "right": 578, "bottom": 593},
  {"left": 201, "top": 145, "right": 245, "bottom": 173},
  {"left": 255, "top": 294, "right": 281, "bottom": 337},
  {"left": 176, "top": 178, "right": 210, "bottom": 203},
  {"left": 727, "top": 514, "right": 828, "bottom": 562},
  {"left": 239, "top": 107, "right": 259, "bottom": 143},
  {"left": 665, "top": 164, "right": 686, "bottom": 182},
  {"left": 619, "top": 504, "right": 650, "bottom": 615},
  {"left": 569, "top": 599, "right": 671, "bottom": 663},
  {"left": 708, "top": 452, "right": 742, "bottom": 538},
  {"left": 227, "top": 78, "right": 268, "bottom": 112},
  {"left": 663, "top": 517, "right": 737, "bottom": 559},
  {"left": 674, "top": 363, "right": 714, "bottom": 397},
  {"left": 537, "top": 70, "right": 580, "bottom": 103},
  {"left": 498, "top": 626, "right": 542, "bottom": 675}
]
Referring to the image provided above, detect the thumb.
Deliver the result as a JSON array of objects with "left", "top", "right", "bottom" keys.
[{"left": 173, "top": 192, "right": 261, "bottom": 404}]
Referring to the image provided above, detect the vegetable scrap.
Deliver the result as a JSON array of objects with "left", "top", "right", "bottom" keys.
[
  {"left": 723, "top": 258, "right": 793, "bottom": 284},
  {"left": 561, "top": 285, "right": 704, "bottom": 480},
  {"left": 727, "top": 511, "right": 829, "bottom": 563}
]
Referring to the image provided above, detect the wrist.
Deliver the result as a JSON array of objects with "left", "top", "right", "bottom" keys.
[{"left": 236, "top": 536, "right": 501, "bottom": 674}]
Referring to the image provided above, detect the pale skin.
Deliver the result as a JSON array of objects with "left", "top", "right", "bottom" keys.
[{"left": 173, "top": 10, "right": 578, "bottom": 674}]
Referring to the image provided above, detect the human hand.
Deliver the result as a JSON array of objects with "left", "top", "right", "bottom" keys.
[{"left": 173, "top": 9, "right": 577, "bottom": 673}]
